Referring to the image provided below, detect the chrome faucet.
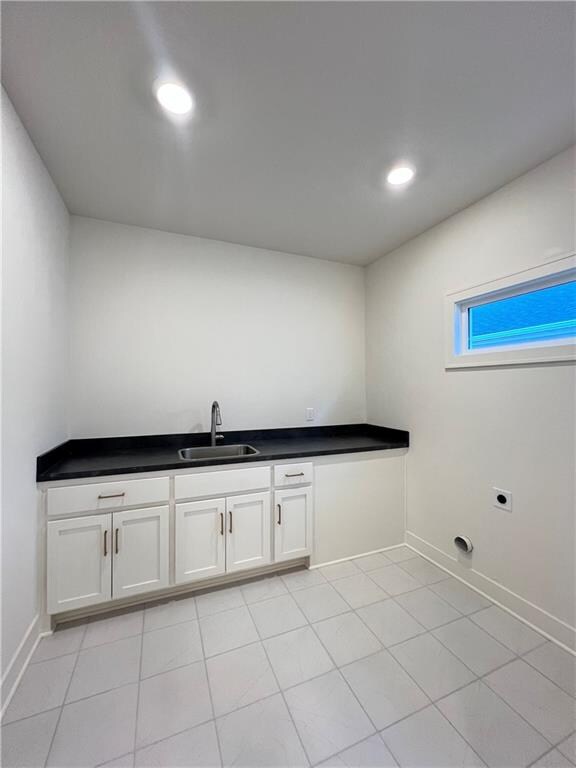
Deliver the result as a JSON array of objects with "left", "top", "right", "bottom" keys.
[{"left": 210, "top": 401, "right": 224, "bottom": 446}]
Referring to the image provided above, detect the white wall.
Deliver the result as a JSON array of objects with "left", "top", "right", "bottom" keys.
[
  {"left": 1, "top": 90, "right": 70, "bottom": 680},
  {"left": 68, "top": 217, "right": 366, "bottom": 437},
  {"left": 312, "top": 451, "right": 406, "bottom": 566},
  {"left": 366, "top": 147, "right": 576, "bottom": 647}
]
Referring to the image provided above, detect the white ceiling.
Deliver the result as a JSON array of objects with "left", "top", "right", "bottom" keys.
[{"left": 3, "top": 2, "right": 575, "bottom": 265}]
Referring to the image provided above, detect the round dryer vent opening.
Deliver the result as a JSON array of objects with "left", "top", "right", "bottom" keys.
[{"left": 454, "top": 535, "right": 473, "bottom": 554}]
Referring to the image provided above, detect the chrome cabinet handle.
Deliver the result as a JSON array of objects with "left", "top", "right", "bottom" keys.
[
  {"left": 115, "top": 528, "right": 119, "bottom": 554},
  {"left": 98, "top": 491, "right": 125, "bottom": 500},
  {"left": 103, "top": 529, "right": 108, "bottom": 557},
  {"left": 277, "top": 504, "right": 282, "bottom": 525},
  {"left": 219, "top": 512, "right": 224, "bottom": 536},
  {"left": 285, "top": 472, "right": 304, "bottom": 478},
  {"left": 229, "top": 511, "right": 233, "bottom": 534}
]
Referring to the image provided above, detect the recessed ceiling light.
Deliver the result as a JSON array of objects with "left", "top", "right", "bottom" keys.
[
  {"left": 155, "top": 82, "right": 194, "bottom": 116},
  {"left": 386, "top": 166, "right": 415, "bottom": 186}
]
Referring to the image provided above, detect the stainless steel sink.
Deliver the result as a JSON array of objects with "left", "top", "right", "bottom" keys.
[{"left": 178, "top": 444, "right": 260, "bottom": 461}]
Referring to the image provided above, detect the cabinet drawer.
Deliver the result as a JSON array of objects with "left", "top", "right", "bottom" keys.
[
  {"left": 47, "top": 477, "right": 169, "bottom": 517},
  {"left": 274, "top": 463, "right": 313, "bottom": 487},
  {"left": 175, "top": 466, "right": 270, "bottom": 500}
]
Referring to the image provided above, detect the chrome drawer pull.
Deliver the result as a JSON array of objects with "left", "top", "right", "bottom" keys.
[
  {"left": 285, "top": 472, "right": 305, "bottom": 478},
  {"left": 98, "top": 492, "right": 126, "bottom": 500}
]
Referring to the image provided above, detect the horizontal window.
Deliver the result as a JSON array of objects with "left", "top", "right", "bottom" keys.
[
  {"left": 445, "top": 254, "right": 576, "bottom": 368},
  {"left": 467, "top": 280, "right": 576, "bottom": 351}
]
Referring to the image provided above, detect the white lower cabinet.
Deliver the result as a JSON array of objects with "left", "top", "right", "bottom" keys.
[
  {"left": 46, "top": 467, "right": 313, "bottom": 614},
  {"left": 47, "top": 513, "right": 112, "bottom": 614},
  {"left": 175, "top": 491, "right": 272, "bottom": 583},
  {"left": 274, "top": 487, "right": 313, "bottom": 562},
  {"left": 112, "top": 506, "right": 169, "bottom": 599},
  {"left": 226, "top": 492, "right": 271, "bottom": 573},
  {"left": 47, "top": 506, "right": 169, "bottom": 613},
  {"left": 175, "top": 498, "right": 226, "bottom": 583}
]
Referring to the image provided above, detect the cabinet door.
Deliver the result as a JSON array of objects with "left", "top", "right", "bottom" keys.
[
  {"left": 112, "top": 506, "right": 169, "bottom": 599},
  {"left": 274, "top": 487, "right": 313, "bottom": 562},
  {"left": 226, "top": 492, "right": 271, "bottom": 573},
  {"left": 47, "top": 514, "right": 112, "bottom": 614},
  {"left": 175, "top": 499, "right": 226, "bottom": 584}
]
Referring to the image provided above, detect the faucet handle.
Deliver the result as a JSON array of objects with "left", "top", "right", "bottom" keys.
[{"left": 215, "top": 434, "right": 224, "bottom": 441}]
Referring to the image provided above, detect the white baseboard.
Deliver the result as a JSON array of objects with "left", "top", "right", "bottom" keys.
[
  {"left": 310, "top": 543, "right": 407, "bottom": 570},
  {"left": 406, "top": 531, "right": 576, "bottom": 654},
  {"left": 1, "top": 614, "right": 42, "bottom": 717}
]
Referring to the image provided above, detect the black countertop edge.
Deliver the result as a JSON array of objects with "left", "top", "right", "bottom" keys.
[{"left": 37, "top": 423, "right": 409, "bottom": 482}]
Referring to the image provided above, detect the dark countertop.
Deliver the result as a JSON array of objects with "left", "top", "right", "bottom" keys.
[{"left": 37, "top": 424, "right": 409, "bottom": 482}]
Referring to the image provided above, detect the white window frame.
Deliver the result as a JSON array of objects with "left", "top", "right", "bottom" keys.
[{"left": 445, "top": 253, "right": 576, "bottom": 369}]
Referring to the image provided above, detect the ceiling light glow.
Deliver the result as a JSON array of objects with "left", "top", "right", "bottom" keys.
[
  {"left": 386, "top": 166, "right": 415, "bottom": 186},
  {"left": 155, "top": 82, "right": 194, "bottom": 115}
]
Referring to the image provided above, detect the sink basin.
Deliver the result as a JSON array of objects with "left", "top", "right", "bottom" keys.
[{"left": 178, "top": 444, "right": 260, "bottom": 461}]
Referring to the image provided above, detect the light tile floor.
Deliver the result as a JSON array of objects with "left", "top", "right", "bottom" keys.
[{"left": 2, "top": 546, "right": 575, "bottom": 768}]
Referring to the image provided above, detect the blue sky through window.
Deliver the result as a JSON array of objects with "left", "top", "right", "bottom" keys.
[{"left": 468, "top": 280, "right": 576, "bottom": 350}]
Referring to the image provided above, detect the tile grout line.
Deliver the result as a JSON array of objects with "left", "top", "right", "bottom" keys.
[
  {"left": 339, "top": 589, "right": 562, "bottom": 764},
  {"left": 119, "top": 562, "right": 439, "bottom": 625},
  {"left": 467, "top": 616, "right": 549, "bottom": 657},
  {"left": 26, "top": 624, "right": 89, "bottom": 667},
  {"left": 246, "top": 573, "right": 402, "bottom": 768},
  {"left": 312, "top": 608, "right": 385, "bottom": 665},
  {"left": 195, "top": 595, "right": 225, "bottom": 768},
  {"left": 44, "top": 629, "right": 144, "bottom": 713},
  {"left": 381, "top": 615, "right": 561, "bottom": 750},
  {"left": 246, "top": 591, "right": 315, "bottom": 767},
  {"left": 126, "top": 714, "right": 220, "bottom": 758},
  {"left": 362, "top": 563, "right": 498, "bottom": 765},
  {"left": 432, "top": 675, "right": 557, "bottom": 759},
  {"left": 130, "top": 613, "right": 146, "bottom": 765},
  {"left": 422, "top": 702, "right": 489, "bottom": 767},
  {"left": 4, "top": 588, "right": 542, "bottom": 725},
  {"left": 553, "top": 728, "right": 575, "bottom": 749},
  {"left": 407, "top": 597, "right": 529, "bottom": 684},
  {"left": 76, "top": 629, "right": 143, "bottom": 653},
  {"left": 94, "top": 752, "right": 134, "bottom": 768},
  {"left": 308, "top": 732, "right": 393, "bottom": 768},
  {"left": 110, "top": 671, "right": 573, "bottom": 768},
  {"left": 526, "top": 743, "right": 570, "bottom": 768},
  {"left": 148, "top": 589, "right": 567, "bottom": 767},
  {"left": 518, "top": 641, "right": 575, "bottom": 697},
  {"left": 7, "top": 580, "right": 568, "bottom": 728},
  {"left": 138, "top": 625, "right": 203, "bottom": 682},
  {"left": 7, "top": 571, "right": 573, "bottom": 768},
  {"left": 480, "top": 669, "right": 573, "bottom": 750},
  {"left": 323, "top": 635, "right": 436, "bottom": 766},
  {"left": 370, "top": 731, "right": 404, "bottom": 768},
  {"left": 297, "top": 594, "right": 438, "bottom": 764},
  {"left": 1, "top": 704, "right": 62, "bottom": 730},
  {"left": 8, "top": 606, "right": 369, "bottom": 728},
  {"left": 305, "top": 635, "right": 381, "bottom": 754},
  {"left": 33, "top": 583, "right": 380, "bottom": 666},
  {"left": 42, "top": 622, "right": 87, "bottom": 768}
]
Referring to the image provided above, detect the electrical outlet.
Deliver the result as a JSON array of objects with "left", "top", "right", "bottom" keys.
[
  {"left": 493, "top": 487, "right": 512, "bottom": 511},
  {"left": 306, "top": 407, "right": 315, "bottom": 422}
]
